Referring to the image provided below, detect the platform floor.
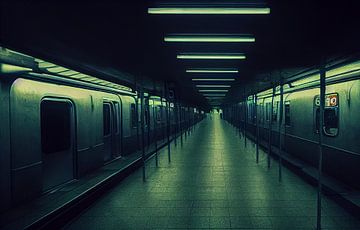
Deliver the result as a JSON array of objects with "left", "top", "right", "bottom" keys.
[{"left": 66, "top": 116, "right": 360, "bottom": 229}]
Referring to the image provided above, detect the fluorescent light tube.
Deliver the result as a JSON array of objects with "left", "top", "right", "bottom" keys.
[
  {"left": 148, "top": 7, "right": 271, "bottom": 15},
  {"left": 178, "top": 53, "right": 246, "bottom": 60}
]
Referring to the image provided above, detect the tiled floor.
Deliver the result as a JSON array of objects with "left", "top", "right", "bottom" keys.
[{"left": 66, "top": 115, "right": 360, "bottom": 229}]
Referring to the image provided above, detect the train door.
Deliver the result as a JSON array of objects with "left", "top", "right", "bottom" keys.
[
  {"left": 103, "top": 101, "right": 115, "bottom": 162},
  {"left": 41, "top": 98, "right": 75, "bottom": 191}
]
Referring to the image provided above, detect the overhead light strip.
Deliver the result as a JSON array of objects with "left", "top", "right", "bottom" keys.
[
  {"left": 178, "top": 53, "right": 246, "bottom": 60},
  {"left": 186, "top": 69, "right": 238, "bottom": 73},
  {"left": 203, "top": 94, "right": 226, "bottom": 96},
  {"left": 199, "top": 89, "right": 228, "bottom": 92},
  {"left": 148, "top": 7, "right": 271, "bottom": 15},
  {"left": 196, "top": 85, "right": 231, "bottom": 88},
  {"left": 164, "top": 35, "right": 255, "bottom": 43},
  {"left": 193, "top": 78, "right": 235, "bottom": 81}
]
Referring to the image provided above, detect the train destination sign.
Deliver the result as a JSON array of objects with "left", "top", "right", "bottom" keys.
[{"left": 314, "top": 93, "right": 338, "bottom": 107}]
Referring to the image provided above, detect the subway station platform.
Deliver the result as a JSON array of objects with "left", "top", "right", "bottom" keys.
[{"left": 65, "top": 115, "right": 360, "bottom": 229}]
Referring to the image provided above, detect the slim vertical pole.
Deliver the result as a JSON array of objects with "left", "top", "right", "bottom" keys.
[
  {"left": 188, "top": 106, "right": 191, "bottom": 135},
  {"left": 153, "top": 100, "right": 158, "bottom": 167},
  {"left": 167, "top": 100, "right": 171, "bottom": 163},
  {"left": 165, "top": 84, "right": 171, "bottom": 163},
  {"left": 140, "top": 89, "right": 146, "bottom": 182},
  {"left": 239, "top": 105, "right": 242, "bottom": 139},
  {"left": 244, "top": 99, "right": 247, "bottom": 148},
  {"left": 136, "top": 91, "right": 140, "bottom": 151},
  {"left": 174, "top": 101, "right": 178, "bottom": 147},
  {"left": 268, "top": 86, "right": 275, "bottom": 169},
  {"left": 278, "top": 81, "right": 284, "bottom": 182},
  {"left": 180, "top": 105, "right": 183, "bottom": 146},
  {"left": 255, "top": 94, "right": 259, "bottom": 164},
  {"left": 317, "top": 64, "right": 326, "bottom": 230}
]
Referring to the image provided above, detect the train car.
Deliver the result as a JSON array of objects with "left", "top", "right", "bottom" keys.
[
  {"left": 224, "top": 59, "right": 360, "bottom": 189},
  {"left": 0, "top": 75, "right": 138, "bottom": 207},
  {"left": 0, "top": 49, "right": 204, "bottom": 212}
]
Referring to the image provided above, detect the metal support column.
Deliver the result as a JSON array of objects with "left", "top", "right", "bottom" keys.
[
  {"left": 244, "top": 100, "right": 247, "bottom": 148},
  {"left": 180, "top": 105, "right": 183, "bottom": 146},
  {"left": 317, "top": 65, "right": 326, "bottom": 230},
  {"left": 278, "top": 81, "right": 284, "bottom": 182},
  {"left": 153, "top": 100, "right": 158, "bottom": 167},
  {"left": 268, "top": 86, "right": 275, "bottom": 169},
  {"left": 165, "top": 85, "right": 171, "bottom": 163},
  {"left": 140, "top": 89, "right": 146, "bottom": 182},
  {"left": 255, "top": 94, "right": 259, "bottom": 164},
  {"left": 174, "top": 101, "right": 178, "bottom": 147}
]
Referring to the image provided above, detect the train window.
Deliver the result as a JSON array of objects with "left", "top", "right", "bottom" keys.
[
  {"left": 313, "top": 94, "right": 339, "bottom": 136},
  {"left": 156, "top": 106, "right": 162, "bottom": 121},
  {"left": 41, "top": 100, "right": 71, "bottom": 154},
  {"left": 103, "top": 103, "right": 111, "bottom": 136},
  {"left": 113, "top": 102, "right": 119, "bottom": 134},
  {"left": 265, "top": 103, "right": 270, "bottom": 121},
  {"left": 145, "top": 106, "right": 150, "bottom": 126},
  {"left": 130, "top": 103, "right": 137, "bottom": 128},
  {"left": 272, "top": 101, "right": 279, "bottom": 122},
  {"left": 285, "top": 101, "right": 291, "bottom": 126}
]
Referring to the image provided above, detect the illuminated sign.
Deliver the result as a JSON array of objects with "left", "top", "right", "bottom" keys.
[{"left": 314, "top": 93, "right": 338, "bottom": 107}]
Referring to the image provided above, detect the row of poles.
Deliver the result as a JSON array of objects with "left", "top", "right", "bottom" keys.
[
  {"left": 136, "top": 84, "right": 197, "bottom": 183},
  {"left": 231, "top": 67, "right": 326, "bottom": 229}
]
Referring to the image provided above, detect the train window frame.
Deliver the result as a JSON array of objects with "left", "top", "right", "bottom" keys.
[
  {"left": 265, "top": 102, "right": 270, "bottom": 121},
  {"left": 313, "top": 93, "right": 339, "bottom": 137},
  {"left": 156, "top": 106, "right": 162, "bottom": 122},
  {"left": 113, "top": 101, "right": 120, "bottom": 134},
  {"left": 130, "top": 103, "right": 137, "bottom": 128},
  {"left": 284, "top": 101, "right": 291, "bottom": 126},
  {"left": 40, "top": 98, "right": 73, "bottom": 154},
  {"left": 103, "top": 102, "right": 111, "bottom": 137},
  {"left": 272, "top": 101, "right": 279, "bottom": 122}
]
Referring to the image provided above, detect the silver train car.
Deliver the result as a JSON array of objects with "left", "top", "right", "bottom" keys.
[
  {"left": 0, "top": 73, "right": 204, "bottom": 211},
  {"left": 223, "top": 60, "right": 360, "bottom": 189}
]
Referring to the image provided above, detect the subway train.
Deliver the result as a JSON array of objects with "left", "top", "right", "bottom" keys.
[
  {"left": 0, "top": 67, "right": 204, "bottom": 212},
  {"left": 223, "top": 59, "right": 360, "bottom": 190}
]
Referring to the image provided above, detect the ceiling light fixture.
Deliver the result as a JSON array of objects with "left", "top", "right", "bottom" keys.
[
  {"left": 164, "top": 34, "right": 255, "bottom": 43},
  {"left": 202, "top": 94, "right": 226, "bottom": 96},
  {"left": 178, "top": 53, "right": 246, "bottom": 60},
  {"left": 199, "top": 89, "right": 228, "bottom": 92},
  {"left": 186, "top": 69, "right": 238, "bottom": 73},
  {"left": 192, "top": 78, "right": 235, "bottom": 81},
  {"left": 196, "top": 85, "right": 231, "bottom": 88},
  {"left": 148, "top": 7, "right": 270, "bottom": 15}
]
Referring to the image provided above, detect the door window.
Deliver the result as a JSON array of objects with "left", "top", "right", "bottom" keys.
[
  {"left": 130, "top": 103, "right": 137, "bottom": 128},
  {"left": 113, "top": 102, "right": 119, "bottom": 134},
  {"left": 284, "top": 101, "right": 291, "bottom": 126},
  {"left": 41, "top": 100, "right": 72, "bottom": 154},
  {"left": 103, "top": 103, "right": 111, "bottom": 136}
]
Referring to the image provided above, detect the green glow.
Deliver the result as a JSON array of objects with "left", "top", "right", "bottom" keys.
[
  {"left": 59, "top": 70, "right": 79, "bottom": 76},
  {"left": 46, "top": 66, "right": 68, "bottom": 73},
  {"left": 0, "top": 63, "right": 32, "bottom": 73},
  {"left": 148, "top": 7, "right": 271, "bottom": 15},
  {"left": 178, "top": 53, "right": 246, "bottom": 60},
  {"left": 291, "top": 74, "right": 319, "bottom": 87},
  {"left": 196, "top": 85, "right": 231, "bottom": 88},
  {"left": 164, "top": 35, "right": 255, "bottom": 43},
  {"left": 199, "top": 89, "right": 228, "bottom": 92},
  {"left": 327, "top": 60, "right": 360, "bottom": 78},
  {"left": 186, "top": 69, "right": 238, "bottom": 73},
  {"left": 192, "top": 78, "right": 235, "bottom": 81}
]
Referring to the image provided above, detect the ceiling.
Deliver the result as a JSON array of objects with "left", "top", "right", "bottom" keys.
[{"left": 1, "top": 0, "right": 360, "bottom": 110}]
